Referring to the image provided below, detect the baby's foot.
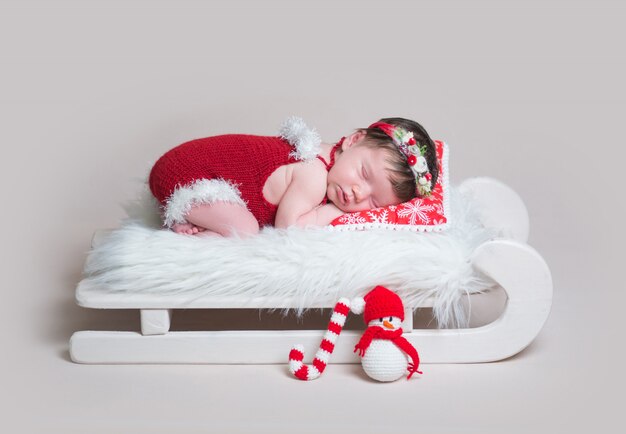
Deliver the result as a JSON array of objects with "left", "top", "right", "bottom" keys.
[
  {"left": 195, "top": 230, "right": 222, "bottom": 238},
  {"left": 171, "top": 223, "right": 205, "bottom": 235}
]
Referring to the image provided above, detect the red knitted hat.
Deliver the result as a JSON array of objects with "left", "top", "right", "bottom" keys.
[{"left": 352, "top": 286, "right": 405, "bottom": 323}]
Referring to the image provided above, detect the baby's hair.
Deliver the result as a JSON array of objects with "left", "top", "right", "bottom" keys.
[{"left": 356, "top": 117, "right": 439, "bottom": 201}]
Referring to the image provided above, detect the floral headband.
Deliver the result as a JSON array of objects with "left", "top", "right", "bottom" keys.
[{"left": 368, "top": 122, "right": 433, "bottom": 196}]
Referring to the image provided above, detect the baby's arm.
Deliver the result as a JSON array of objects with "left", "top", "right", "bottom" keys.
[
  {"left": 295, "top": 203, "right": 344, "bottom": 227},
  {"left": 274, "top": 162, "right": 329, "bottom": 228}
]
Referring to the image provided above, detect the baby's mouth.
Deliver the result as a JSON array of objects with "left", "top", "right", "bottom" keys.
[{"left": 340, "top": 187, "right": 349, "bottom": 205}]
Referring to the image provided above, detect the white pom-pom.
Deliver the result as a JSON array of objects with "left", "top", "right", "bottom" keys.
[
  {"left": 278, "top": 116, "right": 321, "bottom": 161},
  {"left": 350, "top": 297, "right": 365, "bottom": 315}
]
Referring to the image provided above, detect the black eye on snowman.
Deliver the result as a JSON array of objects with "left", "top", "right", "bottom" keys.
[{"left": 379, "top": 318, "right": 383, "bottom": 322}]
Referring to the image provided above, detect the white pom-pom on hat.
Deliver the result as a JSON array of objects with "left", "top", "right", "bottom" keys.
[{"left": 350, "top": 297, "right": 366, "bottom": 315}]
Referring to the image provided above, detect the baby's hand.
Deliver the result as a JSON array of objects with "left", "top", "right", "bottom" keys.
[{"left": 296, "top": 203, "right": 344, "bottom": 227}]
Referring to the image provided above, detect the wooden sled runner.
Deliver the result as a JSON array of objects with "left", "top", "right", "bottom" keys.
[{"left": 70, "top": 177, "right": 552, "bottom": 364}]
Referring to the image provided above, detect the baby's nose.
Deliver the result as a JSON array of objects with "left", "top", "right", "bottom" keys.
[{"left": 352, "top": 184, "right": 369, "bottom": 202}]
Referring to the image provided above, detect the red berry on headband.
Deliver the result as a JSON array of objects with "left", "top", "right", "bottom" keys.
[
  {"left": 408, "top": 137, "right": 416, "bottom": 146},
  {"left": 408, "top": 155, "right": 417, "bottom": 166}
]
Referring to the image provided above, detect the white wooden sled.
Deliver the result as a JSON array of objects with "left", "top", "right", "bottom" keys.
[{"left": 70, "top": 177, "right": 552, "bottom": 364}]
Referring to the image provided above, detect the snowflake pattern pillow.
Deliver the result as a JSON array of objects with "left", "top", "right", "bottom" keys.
[{"left": 329, "top": 140, "right": 449, "bottom": 232}]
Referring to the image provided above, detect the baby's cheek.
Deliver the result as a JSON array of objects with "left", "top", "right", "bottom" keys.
[
  {"left": 344, "top": 203, "right": 368, "bottom": 213},
  {"left": 325, "top": 186, "right": 335, "bottom": 202}
]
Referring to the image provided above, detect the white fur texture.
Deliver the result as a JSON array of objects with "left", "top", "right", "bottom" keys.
[
  {"left": 278, "top": 116, "right": 321, "bottom": 161},
  {"left": 83, "top": 186, "right": 495, "bottom": 328},
  {"left": 163, "top": 178, "right": 246, "bottom": 228}
]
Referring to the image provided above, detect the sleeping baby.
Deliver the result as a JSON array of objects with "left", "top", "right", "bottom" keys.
[{"left": 148, "top": 117, "right": 439, "bottom": 237}]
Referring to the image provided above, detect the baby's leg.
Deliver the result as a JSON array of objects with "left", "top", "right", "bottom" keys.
[{"left": 185, "top": 202, "right": 260, "bottom": 237}]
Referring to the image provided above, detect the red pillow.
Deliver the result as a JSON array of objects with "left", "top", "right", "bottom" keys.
[{"left": 329, "top": 140, "right": 449, "bottom": 232}]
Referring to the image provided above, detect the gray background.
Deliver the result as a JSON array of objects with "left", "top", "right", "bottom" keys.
[{"left": 1, "top": 0, "right": 624, "bottom": 432}]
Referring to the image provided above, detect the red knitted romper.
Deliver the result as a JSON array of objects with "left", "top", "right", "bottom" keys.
[{"left": 149, "top": 134, "right": 299, "bottom": 227}]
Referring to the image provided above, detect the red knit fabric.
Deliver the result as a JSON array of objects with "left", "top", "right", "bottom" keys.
[
  {"left": 320, "top": 339, "right": 334, "bottom": 353},
  {"left": 363, "top": 286, "right": 405, "bottom": 323},
  {"left": 289, "top": 347, "right": 304, "bottom": 362},
  {"left": 288, "top": 299, "right": 350, "bottom": 381},
  {"left": 354, "top": 327, "right": 402, "bottom": 357},
  {"left": 393, "top": 336, "right": 423, "bottom": 379},
  {"left": 149, "top": 134, "right": 298, "bottom": 227},
  {"left": 327, "top": 321, "right": 342, "bottom": 335},
  {"left": 312, "top": 358, "right": 327, "bottom": 374}
]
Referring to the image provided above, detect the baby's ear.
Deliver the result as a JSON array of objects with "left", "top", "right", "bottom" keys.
[{"left": 343, "top": 130, "right": 366, "bottom": 150}]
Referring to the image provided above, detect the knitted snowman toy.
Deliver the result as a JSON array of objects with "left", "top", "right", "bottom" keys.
[
  {"left": 288, "top": 286, "right": 422, "bottom": 382},
  {"left": 351, "top": 286, "right": 422, "bottom": 382}
]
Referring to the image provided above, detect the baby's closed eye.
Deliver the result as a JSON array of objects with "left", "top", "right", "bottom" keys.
[{"left": 361, "top": 165, "right": 368, "bottom": 179}]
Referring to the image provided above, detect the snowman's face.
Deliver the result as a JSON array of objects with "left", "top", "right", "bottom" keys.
[{"left": 367, "top": 316, "right": 403, "bottom": 330}]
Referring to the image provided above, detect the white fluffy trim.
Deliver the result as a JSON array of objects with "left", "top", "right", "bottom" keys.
[
  {"left": 163, "top": 179, "right": 246, "bottom": 228},
  {"left": 279, "top": 116, "right": 321, "bottom": 161}
]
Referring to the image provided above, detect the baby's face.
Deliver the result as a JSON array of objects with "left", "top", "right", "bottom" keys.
[{"left": 326, "top": 140, "right": 402, "bottom": 213}]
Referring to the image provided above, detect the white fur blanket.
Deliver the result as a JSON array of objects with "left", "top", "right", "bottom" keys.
[{"left": 80, "top": 187, "right": 495, "bottom": 328}]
